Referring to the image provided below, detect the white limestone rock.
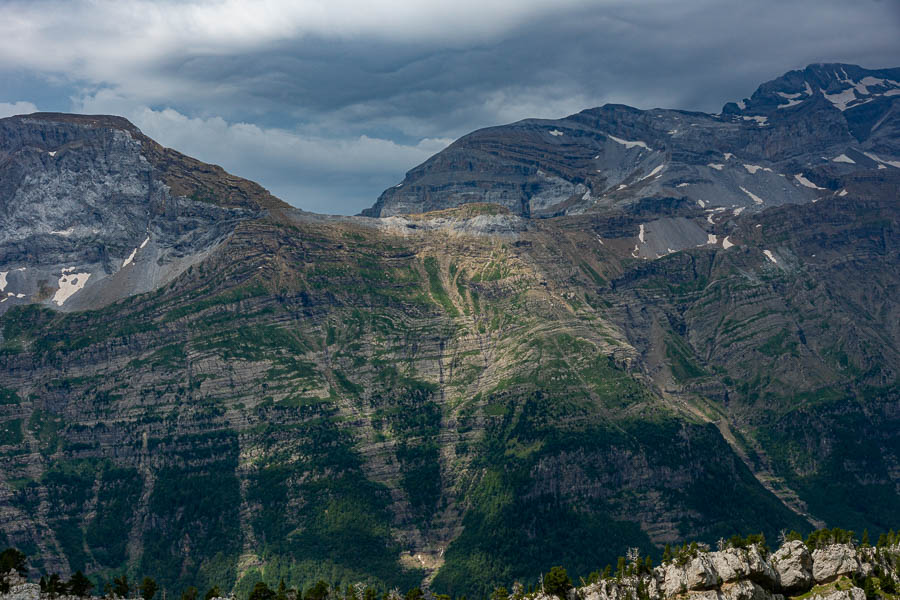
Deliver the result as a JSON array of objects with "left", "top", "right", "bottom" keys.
[
  {"left": 811, "top": 545, "right": 861, "bottom": 583},
  {"left": 771, "top": 540, "right": 813, "bottom": 591}
]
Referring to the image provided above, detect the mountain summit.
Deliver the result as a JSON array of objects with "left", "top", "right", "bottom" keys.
[{"left": 363, "top": 63, "right": 899, "bottom": 221}]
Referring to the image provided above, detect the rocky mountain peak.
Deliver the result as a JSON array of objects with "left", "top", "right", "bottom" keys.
[
  {"left": 364, "top": 63, "right": 900, "bottom": 221},
  {"left": 0, "top": 112, "right": 287, "bottom": 313},
  {"left": 723, "top": 64, "right": 900, "bottom": 130}
]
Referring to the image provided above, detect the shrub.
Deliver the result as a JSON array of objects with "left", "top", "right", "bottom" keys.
[
  {"left": 544, "top": 566, "right": 572, "bottom": 599},
  {"left": 140, "top": 577, "right": 158, "bottom": 600},
  {"left": 205, "top": 586, "right": 222, "bottom": 600},
  {"left": 249, "top": 582, "right": 275, "bottom": 600},
  {"left": 69, "top": 571, "right": 94, "bottom": 597},
  {"left": 0, "top": 548, "right": 27, "bottom": 577}
]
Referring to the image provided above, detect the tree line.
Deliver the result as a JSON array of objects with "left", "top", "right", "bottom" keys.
[{"left": 0, "top": 526, "right": 898, "bottom": 600}]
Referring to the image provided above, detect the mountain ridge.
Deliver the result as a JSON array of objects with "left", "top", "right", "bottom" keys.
[
  {"left": 363, "top": 63, "right": 899, "bottom": 224},
  {"left": 0, "top": 65, "right": 897, "bottom": 600}
]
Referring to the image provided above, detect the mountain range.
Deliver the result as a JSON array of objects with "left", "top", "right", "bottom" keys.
[{"left": 0, "top": 63, "right": 898, "bottom": 599}]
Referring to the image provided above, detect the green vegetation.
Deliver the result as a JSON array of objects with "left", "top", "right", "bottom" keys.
[
  {"left": 0, "top": 419, "right": 23, "bottom": 445},
  {"left": 543, "top": 566, "right": 572, "bottom": 598},
  {"left": 424, "top": 256, "right": 458, "bottom": 316}
]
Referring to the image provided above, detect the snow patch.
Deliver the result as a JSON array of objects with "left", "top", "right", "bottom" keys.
[
  {"left": 762, "top": 250, "right": 777, "bottom": 264},
  {"left": 722, "top": 237, "right": 734, "bottom": 249},
  {"left": 53, "top": 272, "right": 91, "bottom": 306},
  {"left": 50, "top": 227, "right": 76, "bottom": 236},
  {"left": 707, "top": 234, "right": 717, "bottom": 245},
  {"left": 617, "top": 184, "right": 627, "bottom": 190},
  {"left": 832, "top": 154, "right": 855, "bottom": 164},
  {"left": 822, "top": 88, "right": 856, "bottom": 111},
  {"left": 639, "top": 164, "right": 665, "bottom": 181},
  {"left": 739, "top": 186, "right": 764, "bottom": 204},
  {"left": 736, "top": 99, "right": 746, "bottom": 110},
  {"left": 708, "top": 163, "right": 725, "bottom": 170},
  {"left": 122, "top": 235, "right": 152, "bottom": 267},
  {"left": 863, "top": 152, "right": 900, "bottom": 168},
  {"left": 638, "top": 224, "right": 646, "bottom": 244},
  {"left": 697, "top": 199, "right": 706, "bottom": 208},
  {"left": 0, "top": 271, "right": 6, "bottom": 292},
  {"left": 548, "top": 129, "right": 564, "bottom": 137},
  {"left": 839, "top": 189, "right": 848, "bottom": 197},
  {"left": 794, "top": 173, "right": 825, "bottom": 190},
  {"left": 724, "top": 153, "right": 734, "bottom": 160},
  {"left": 48, "top": 151, "right": 56, "bottom": 157},
  {"left": 777, "top": 98, "right": 804, "bottom": 109},
  {"left": 743, "top": 164, "right": 771, "bottom": 174},
  {"left": 608, "top": 135, "right": 650, "bottom": 150},
  {"left": 122, "top": 248, "right": 138, "bottom": 268},
  {"left": 733, "top": 207, "right": 745, "bottom": 216},
  {"left": 667, "top": 129, "right": 678, "bottom": 135},
  {"left": 676, "top": 183, "right": 690, "bottom": 188},
  {"left": 742, "top": 115, "right": 768, "bottom": 125}
]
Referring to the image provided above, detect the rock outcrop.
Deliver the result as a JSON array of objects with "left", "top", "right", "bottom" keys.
[
  {"left": 573, "top": 542, "right": 896, "bottom": 600},
  {"left": 771, "top": 541, "right": 812, "bottom": 592},
  {"left": 0, "top": 113, "right": 287, "bottom": 314}
]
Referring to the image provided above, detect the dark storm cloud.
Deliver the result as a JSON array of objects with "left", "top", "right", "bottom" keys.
[{"left": 1, "top": 0, "right": 898, "bottom": 213}]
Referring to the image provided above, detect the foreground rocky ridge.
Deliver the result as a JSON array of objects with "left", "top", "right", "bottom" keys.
[
  {"left": 2, "top": 538, "right": 898, "bottom": 600},
  {"left": 571, "top": 541, "right": 900, "bottom": 600}
]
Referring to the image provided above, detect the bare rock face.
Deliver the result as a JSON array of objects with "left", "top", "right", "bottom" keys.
[
  {"left": 0, "top": 113, "right": 287, "bottom": 313},
  {"left": 365, "top": 63, "right": 900, "bottom": 220},
  {"left": 548, "top": 541, "right": 888, "bottom": 600},
  {"left": 709, "top": 547, "right": 777, "bottom": 587},
  {"left": 811, "top": 545, "right": 861, "bottom": 583},
  {"left": 661, "top": 555, "right": 719, "bottom": 596},
  {"left": 1, "top": 583, "right": 39, "bottom": 600},
  {"left": 687, "top": 580, "right": 776, "bottom": 600},
  {"left": 719, "top": 580, "right": 776, "bottom": 600},
  {"left": 771, "top": 540, "right": 813, "bottom": 592}
]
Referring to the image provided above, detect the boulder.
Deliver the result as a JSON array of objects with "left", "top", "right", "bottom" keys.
[
  {"left": 662, "top": 556, "right": 719, "bottom": 596},
  {"left": 720, "top": 580, "right": 774, "bottom": 600},
  {"left": 771, "top": 540, "right": 813, "bottom": 592},
  {"left": 811, "top": 545, "right": 861, "bottom": 583},
  {"left": 709, "top": 547, "right": 777, "bottom": 587}
]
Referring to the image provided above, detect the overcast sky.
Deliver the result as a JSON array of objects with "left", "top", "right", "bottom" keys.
[{"left": 2, "top": 0, "right": 899, "bottom": 214}]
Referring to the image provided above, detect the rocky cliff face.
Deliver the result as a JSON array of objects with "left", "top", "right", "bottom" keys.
[
  {"left": 0, "top": 76, "right": 898, "bottom": 600},
  {"left": 0, "top": 114, "right": 286, "bottom": 313},
  {"left": 363, "top": 63, "right": 900, "bottom": 229}
]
